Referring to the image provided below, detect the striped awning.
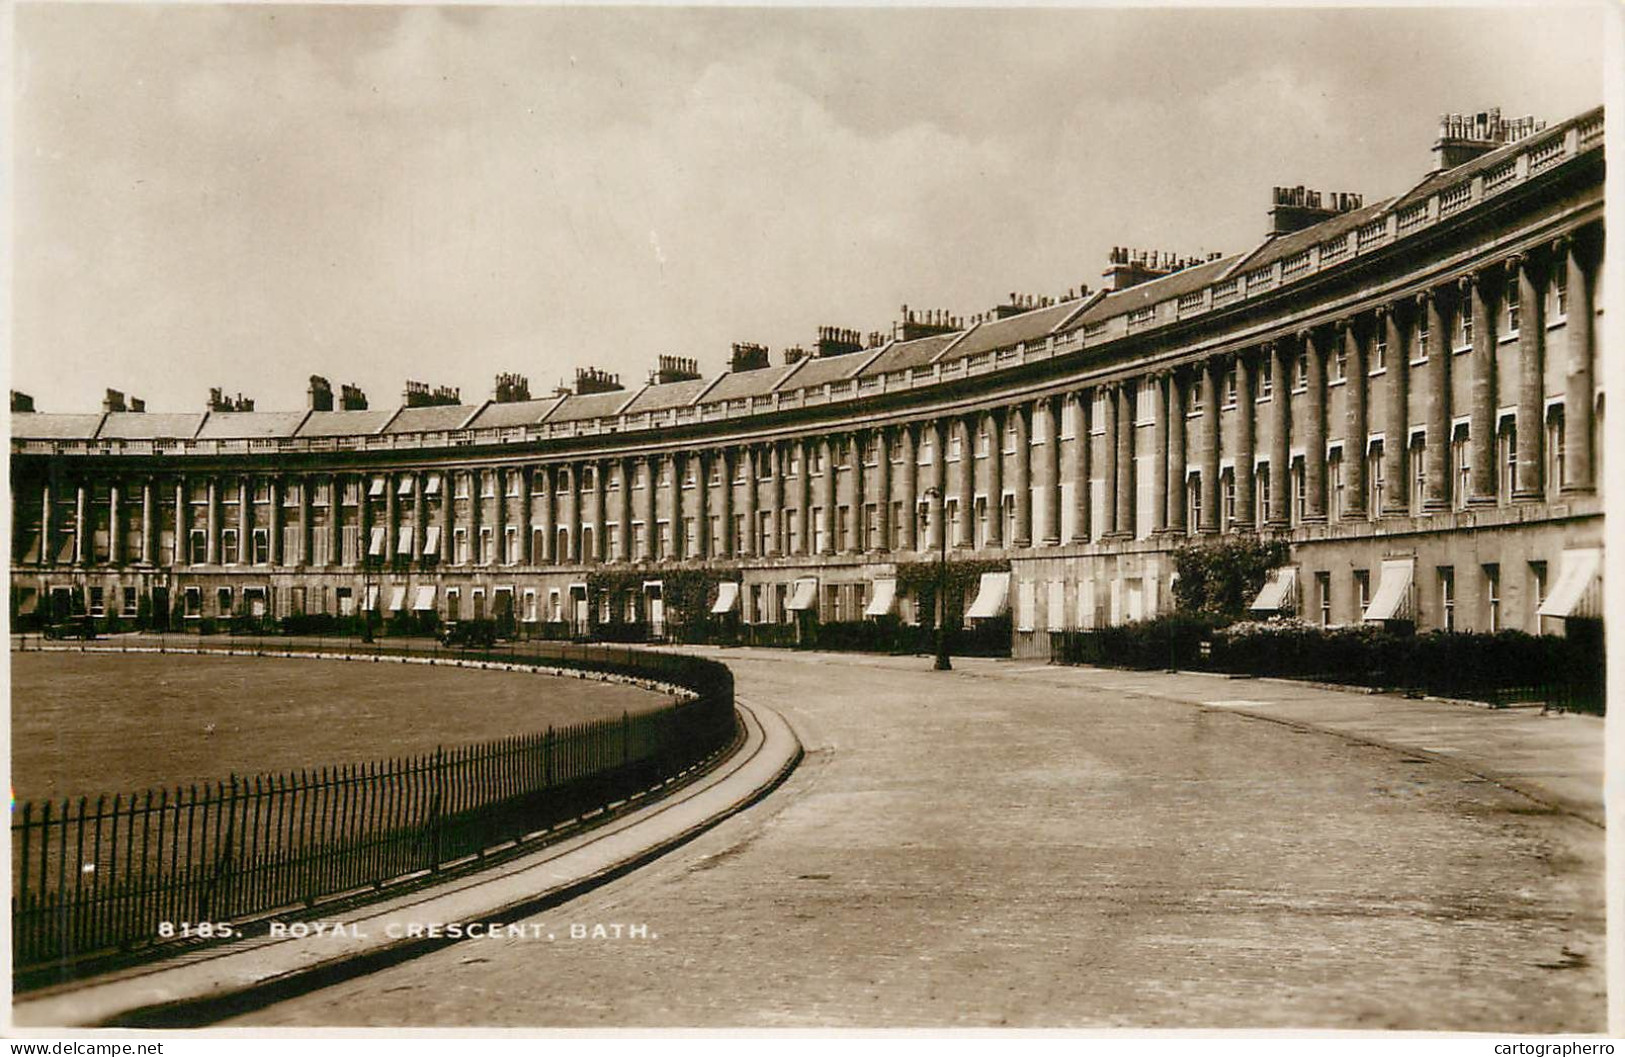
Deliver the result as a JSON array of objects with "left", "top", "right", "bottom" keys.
[
  {"left": 711, "top": 582, "right": 741, "bottom": 614},
  {"left": 864, "top": 578, "right": 897, "bottom": 617},
  {"left": 1250, "top": 567, "right": 1298, "bottom": 613},
  {"left": 387, "top": 585, "right": 407, "bottom": 612},
  {"left": 396, "top": 526, "right": 413, "bottom": 556},
  {"left": 396, "top": 476, "right": 414, "bottom": 496},
  {"left": 412, "top": 586, "right": 437, "bottom": 611},
  {"left": 424, "top": 474, "right": 442, "bottom": 496},
  {"left": 367, "top": 526, "right": 387, "bottom": 557},
  {"left": 1363, "top": 559, "right": 1415, "bottom": 622},
  {"left": 966, "top": 572, "right": 1010, "bottom": 619},
  {"left": 422, "top": 526, "right": 442, "bottom": 557},
  {"left": 18, "top": 589, "right": 38, "bottom": 615},
  {"left": 364, "top": 585, "right": 380, "bottom": 611},
  {"left": 368, "top": 477, "right": 386, "bottom": 498},
  {"left": 1539, "top": 548, "right": 1602, "bottom": 620}
]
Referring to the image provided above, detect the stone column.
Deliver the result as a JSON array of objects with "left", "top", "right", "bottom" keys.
[
  {"left": 984, "top": 412, "right": 1004, "bottom": 548},
  {"left": 466, "top": 470, "right": 482, "bottom": 564},
  {"left": 355, "top": 475, "right": 370, "bottom": 568},
  {"left": 1168, "top": 373, "right": 1189, "bottom": 534},
  {"left": 820, "top": 438, "right": 837, "bottom": 555},
  {"left": 1424, "top": 291, "right": 1453, "bottom": 510},
  {"left": 39, "top": 478, "right": 54, "bottom": 567},
  {"left": 1235, "top": 353, "right": 1257, "bottom": 529},
  {"left": 1200, "top": 362, "right": 1221, "bottom": 533},
  {"left": 1148, "top": 376, "right": 1169, "bottom": 536},
  {"left": 411, "top": 473, "right": 426, "bottom": 562},
  {"left": 929, "top": 421, "right": 947, "bottom": 551},
  {"left": 1116, "top": 382, "right": 1136, "bottom": 538},
  {"left": 1382, "top": 306, "right": 1411, "bottom": 517},
  {"left": 794, "top": 440, "right": 811, "bottom": 556},
  {"left": 1012, "top": 403, "right": 1032, "bottom": 548},
  {"left": 849, "top": 432, "right": 865, "bottom": 554},
  {"left": 591, "top": 460, "right": 606, "bottom": 562},
  {"left": 641, "top": 457, "right": 657, "bottom": 560},
  {"left": 743, "top": 446, "right": 760, "bottom": 558},
  {"left": 436, "top": 472, "right": 452, "bottom": 564},
  {"left": 518, "top": 468, "right": 533, "bottom": 564},
  {"left": 1467, "top": 273, "right": 1499, "bottom": 505},
  {"left": 141, "top": 478, "right": 156, "bottom": 565},
  {"left": 1303, "top": 330, "right": 1329, "bottom": 522},
  {"left": 494, "top": 468, "right": 510, "bottom": 564},
  {"left": 957, "top": 415, "right": 976, "bottom": 548},
  {"left": 1072, "top": 391, "right": 1092, "bottom": 542},
  {"left": 1512, "top": 253, "right": 1547, "bottom": 502},
  {"left": 299, "top": 475, "right": 313, "bottom": 566},
  {"left": 108, "top": 481, "right": 122, "bottom": 565},
  {"left": 385, "top": 472, "right": 399, "bottom": 564},
  {"left": 1100, "top": 385, "right": 1119, "bottom": 538},
  {"left": 173, "top": 478, "right": 188, "bottom": 568},
  {"left": 694, "top": 452, "right": 710, "bottom": 559},
  {"left": 269, "top": 477, "right": 284, "bottom": 565},
  {"left": 1041, "top": 397, "right": 1061, "bottom": 545},
  {"left": 330, "top": 474, "right": 344, "bottom": 567},
  {"left": 568, "top": 464, "right": 582, "bottom": 562},
  {"left": 617, "top": 462, "right": 633, "bottom": 562},
  {"left": 1342, "top": 321, "right": 1368, "bottom": 519},
  {"left": 899, "top": 423, "right": 918, "bottom": 552},
  {"left": 1268, "top": 344, "right": 1292, "bottom": 528},
  {"left": 205, "top": 478, "right": 219, "bottom": 565},
  {"left": 718, "top": 448, "right": 735, "bottom": 558},
  {"left": 875, "top": 429, "right": 892, "bottom": 552},
  {"left": 769, "top": 443, "right": 785, "bottom": 557},
  {"left": 1563, "top": 234, "right": 1597, "bottom": 493},
  {"left": 541, "top": 465, "right": 558, "bottom": 564}
]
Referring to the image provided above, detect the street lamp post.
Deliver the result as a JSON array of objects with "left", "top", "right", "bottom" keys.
[{"left": 922, "top": 486, "right": 952, "bottom": 671}]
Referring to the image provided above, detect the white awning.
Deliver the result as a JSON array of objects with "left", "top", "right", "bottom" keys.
[
  {"left": 1539, "top": 548, "right": 1602, "bottom": 620},
  {"left": 966, "top": 571, "right": 1010, "bottom": 619},
  {"left": 368, "top": 477, "right": 386, "bottom": 498},
  {"left": 387, "top": 585, "right": 407, "bottom": 611},
  {"left": 396, "top": 476, "right": 414, "bottom": 496},
  {"left": 396, "top": 526, "right": 413, "bottom": 556},
  {"left": 367, "top": 526, "right": 387, "bottom": 556},
  {"left": 864, "top": 578, "right": 897, "bottom": 617},
  {"left": 711, "top": 582, "right": 741, "bottom": 614},
  {"left": 1249, "top": 567, "right": 1298, "bottom": 613},
  {"left": 424, "top": 474, "right": 442, "bottom": 496},
  {"left": 411, "top": 586, "right": 437, "bottom": 611},
  {"left": 1363, "top": 558, "right": 1415, "bottom": 622},
  {"left": 364, "top": 585, "right": 380, "bottom": 611},
  {"left": 422, "top": 525, "right": 441, "bottom": 557},
  {"left": 786, "top": 577, "right": 819, "bottom": 611},
  {"left": 18, "top": 589, "right": 39, "bottom": 615}
]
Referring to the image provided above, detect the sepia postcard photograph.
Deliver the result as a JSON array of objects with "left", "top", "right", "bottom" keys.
[{"left": 5, "top": 0, "right": 1619, "bottom": 1046}]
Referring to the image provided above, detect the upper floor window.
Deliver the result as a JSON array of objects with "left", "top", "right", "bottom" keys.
[
  {"left": 1258, "top": 357, "right": 1274, "bottom": 399},
  {"left": 1003, "top": 420, "right": 1018, "bottom": 454},
  {"left": 1293, "top": 353, "right": 1309, "bottom": 392},
  {"left": 976, "top": 428, "right": 990, "bottom": 458},
  {"left": 581, "top": 466, "right": 596, "bottom": 490},
  {"left": 1458, "top": 307, "right": 1474, "bottom": 350},
  {"left": 809, "top": 446, "right": 825, "bottom": 474},
  {"left": 480, "top": 472, "right": 496, "bottom": 498},
  {"left": 948, "top": 434, "right": 963, "bottom": 461},
  {"left": 1332, "top": 346, "right": 1347, "bottom": 383},
  {"left": 1551, "top": 262, "right": 1569, "bottom": 318},
  {"left": 1414, "top": 318, "right": 1430, "bottom": 362},
  {"left": 1372, "top": 331, "right": 1388, "bottom": 373},
  {"left": 1189, "top": 380, "right": 1204, "bottom": 416},
  {"left": 1224, "top": 365, "right": 1238, "bottom": 407},
  {"left": 1505, "top": 285, "right": 1521, "bottom": 336}
]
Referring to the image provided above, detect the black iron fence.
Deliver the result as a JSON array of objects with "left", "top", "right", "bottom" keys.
[
  {"left": 11, "top": 640, "right": 737, "bottom": 978},
  {"left": 1049, "top": 618, "right": 1606, "bottom": 715}
]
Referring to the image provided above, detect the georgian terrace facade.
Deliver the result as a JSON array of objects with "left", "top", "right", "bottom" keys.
[{"left": 9, "top": 107, "right": 1605, "bottom": 657}]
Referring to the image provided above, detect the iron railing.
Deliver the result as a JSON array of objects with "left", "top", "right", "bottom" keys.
[{"left": 11, "top": 640, "right": 736, "bottom": 978}]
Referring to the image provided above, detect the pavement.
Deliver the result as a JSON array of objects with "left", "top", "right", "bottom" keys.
[
  {"left": 217, "top": 648, "right": 1608, "bottom": 1032},
  {"left": 11, "top": 690, "right": 803, "bottom": 1029}
]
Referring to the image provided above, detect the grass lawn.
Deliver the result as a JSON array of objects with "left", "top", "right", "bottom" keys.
[{"left": 11, "top": 651, "right": 673, "bottom": 803}]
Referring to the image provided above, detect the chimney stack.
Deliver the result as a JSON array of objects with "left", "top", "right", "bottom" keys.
[
  {"left": 402, "top": 380, "right": 461, "bottom": 407},
  {"left": 493, "top": 372, "right": 531, "bottom": 403},
  {"left": 728, "top": 344, "right": 769, "bottom": 373},
  {"left": 339, "top": 384, "right": 368, "bottom": 411},
  {"left": 206, "top": 388, "right": 253, "bottom": 412},
  {"left": 573, "top": 366, "right": 624, "bottom": 395},
  {"left": 1266, "top": 186, "right": 1364, "bottom": 235},
  {"left": 308, "top": 375, "right": 334, "bottom": 412},
  {"left": 895, "top": 305, "right": 963, "bottom": 342},
  {"left": 129, "top": 397, "right": 146, "bottom": 413},
  {"left": 1432, "top": 108, "right": 1547, "bottom": 172},
  {"left": 103, "top": 388, "right": 127, "bottom": 413},
  {"left": 814, "top": 326, "right": 865, "bottom": 358},
  {"left": 10, "top": 390, "right": 35, "bottom": 413}
]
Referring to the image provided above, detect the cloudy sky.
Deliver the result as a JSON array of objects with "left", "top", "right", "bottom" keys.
[{"left": 10, "top": 3, "right": 1606, "bottom": 414}]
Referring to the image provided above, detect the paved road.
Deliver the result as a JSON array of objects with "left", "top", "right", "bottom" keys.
[{"left": 230, "top": 651, "right": 1605, "bottom": 1031}]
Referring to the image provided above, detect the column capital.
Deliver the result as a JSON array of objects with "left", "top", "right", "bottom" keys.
[
  {"left": 1504, "top": 251, "right": 1527, "bottom": 279},
  {"left": 1413, "top": 289, "right": 1433, "bottom": 311},
  {"left": 1456, "top": 273, "right": 1476, "bottom": 298}
]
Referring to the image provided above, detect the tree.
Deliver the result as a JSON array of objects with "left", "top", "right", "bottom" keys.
[{"left": 1172, "top": 536, "right": 1290, "bottom": 622}]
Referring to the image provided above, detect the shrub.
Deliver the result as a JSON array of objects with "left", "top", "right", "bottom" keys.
[{"left": 1172, "top": 537, "right": 1290, "bottom": 620}]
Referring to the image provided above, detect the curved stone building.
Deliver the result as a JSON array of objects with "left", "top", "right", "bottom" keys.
[{"left": 10, "top": 106, "right": 1605, "bottom": 657}]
